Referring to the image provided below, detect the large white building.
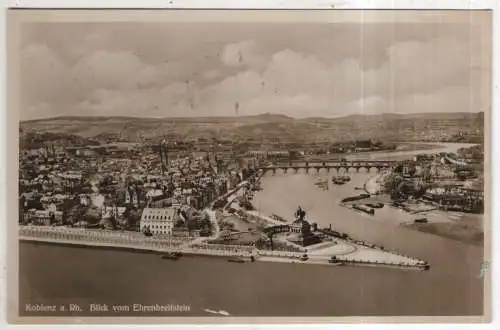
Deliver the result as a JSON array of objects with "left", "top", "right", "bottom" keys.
[{"left": 139, "top": 207, "right": 179, "bottom": 235}]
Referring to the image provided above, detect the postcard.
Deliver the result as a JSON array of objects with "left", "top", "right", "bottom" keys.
[{"left": 6, "top": 9, "right": 492, "bottom": 324}]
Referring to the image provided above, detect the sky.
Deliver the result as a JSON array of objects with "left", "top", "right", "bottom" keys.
[{"left": 18, "top": 11, "right": 491, "bottom": 120}]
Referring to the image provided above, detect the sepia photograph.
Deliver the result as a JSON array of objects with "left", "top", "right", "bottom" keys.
[{"left": 6, "top": 8, "right": 492, "bottom": 323}]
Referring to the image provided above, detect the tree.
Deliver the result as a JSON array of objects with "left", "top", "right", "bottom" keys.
[
  {"left": 175, "top": 218, "right": 185, "bottom": 228},
  {"left": 422, "top": 166, "right": 433, "bottom": 182},
  {"left": 186, "top": 219, "right": 197, "bottom": 231},
  {"left": 383, "top": 175, "right": 405, "bottom": 200},
  {"left": 26, "top": 199, "right": 44, "bottom": 210},
  {"left": 64, "top": 204, "right": 86, "bottom": 225},
  {"left": 123, "top": 207, "right": 141, "bottom": 229}
]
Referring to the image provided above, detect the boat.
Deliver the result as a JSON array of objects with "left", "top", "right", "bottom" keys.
[
  {"left": 365, "top": 202, "right": 384, "bottom": 209},
  {"left": 341, "top": 175, "right": 351, "bottom": 182},
  {"left": 299, "top": 254, "right": 309, "bottom": 261},
  {"left": 227, "top": 257, "right": 245, "bottom": 263},
  {"left": 414, "top": 217, "right": 428, "bottom": 224},
  {"left": 161, "top": 252, "right": 182, "bottom": 260},
  {"left": 342, "top": 194, "right": 370, "bottom": 203},
  {"left": 329, "top": 256, "right": 344, "bottom": 265},
  {"left": 332, "top": 178, "right": 346, "bottom": 185},
  {"left": 332, "top": 175, "right": 351, "bottom": 185},
  {"left": 353, "top": 204, "right": 375, "bottom": 215}
]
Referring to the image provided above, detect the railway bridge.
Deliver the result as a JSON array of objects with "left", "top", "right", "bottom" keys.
[{"left": 260, "top": 160, "right": 397, "bottom": 174}]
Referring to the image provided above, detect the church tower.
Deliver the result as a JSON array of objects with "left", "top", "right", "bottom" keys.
[
  {"left": 160, "top": 140, "right": 169, "bottom": 175},
  {"left": 125, "top": 188, "right": 131, "bottom": 204}
]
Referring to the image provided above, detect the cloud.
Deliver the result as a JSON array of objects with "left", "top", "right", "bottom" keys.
[
  {"left": 383, "top": 39, "right": 473, "bottom": 95},
  {"left": 71, "top": 50, "right": 187, "bottom": 91},
  {"left": 69, "top": 42, "right": 483, "bottom": 118},
  {"left": 220, "top": 40, "right": 267, "bottom": 70},
  {"left": 21, "top": 44, "right": 69, "bottom": 106},
  {"left": 19, "top": 27, "right": 488, "bottom": 120}
]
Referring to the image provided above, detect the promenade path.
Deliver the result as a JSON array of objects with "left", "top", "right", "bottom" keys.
[
  {"left": 19, "top": 225, "right": 425, "bottom": 269},
  {"left": 19, "top": 226, "right": 255, "bottom": 258}
]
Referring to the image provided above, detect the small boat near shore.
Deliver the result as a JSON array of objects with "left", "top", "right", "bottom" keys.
[
  {"left": 161, "top": 252, "right": 182, "bottom": 260},
  {"left": 299, "top": 254, "right": 309, "bottom": 261},
  {"left": 329, "top": 256, "right": 345, "bottom": 265}
]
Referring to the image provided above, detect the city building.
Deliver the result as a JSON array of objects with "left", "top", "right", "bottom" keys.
[
  {"left": 140, "top": 207, "right": 179, "bottom": 235},
  {"left": 101, "top": 205, "right": 127, "bottom": 220},
  {"left": 24, "top": 209, "right": 63, "bottom": 226}
]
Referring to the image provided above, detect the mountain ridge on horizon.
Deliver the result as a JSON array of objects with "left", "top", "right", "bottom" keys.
[
  {"left": 20, "top": 111, "right": 484, "bottom": 143},
  {"left": 21, "top": 111, "right": 485, "bottom": 124}
]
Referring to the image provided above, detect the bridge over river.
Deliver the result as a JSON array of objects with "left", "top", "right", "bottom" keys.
[{"left": 260, "top": 160, "right": 398, "bottom": 174}]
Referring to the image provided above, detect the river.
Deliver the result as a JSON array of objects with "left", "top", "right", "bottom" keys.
[{"left": 18, "top": 142, "right": 485, "bottom": 317}]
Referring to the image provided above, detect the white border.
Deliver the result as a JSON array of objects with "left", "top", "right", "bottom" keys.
[
  {"left": 2, "top": 0, "right": 499, "bottom": 10},
  {"left": 1, "top": 1, "right": 498, "bottom": 330}
]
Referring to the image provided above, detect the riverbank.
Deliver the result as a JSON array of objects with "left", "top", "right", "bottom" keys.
[
  {"left": 322, "top": 165, "right": 484, "bottom": 246},
  {"left": 19, "top": 218, "right": 429, "bottom": 271},
  {"left": 343, "top": 142, "right": 478, "bottom": 161},
  {"left": 407, "top": 216, "right": 484, "bottom": 246}
]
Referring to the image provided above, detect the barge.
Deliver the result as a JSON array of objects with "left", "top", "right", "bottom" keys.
[{"left": 352, "top": 204, "right": 375, "bottom": 215}]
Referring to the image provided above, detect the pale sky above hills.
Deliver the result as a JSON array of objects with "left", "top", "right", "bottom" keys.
[{"left": 19, "top": 11, "right": 491, "bottom": 120}]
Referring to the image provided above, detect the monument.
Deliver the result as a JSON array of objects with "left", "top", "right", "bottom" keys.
[{"left": 287, "top": 206, "right": 321, "bottom": 247}]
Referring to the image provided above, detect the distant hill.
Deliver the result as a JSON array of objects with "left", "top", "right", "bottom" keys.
[{"left": 20, "top": 112, "right": 484, "bottom": 144}]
